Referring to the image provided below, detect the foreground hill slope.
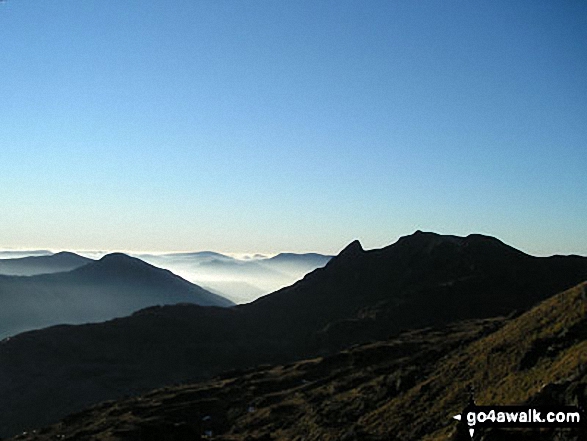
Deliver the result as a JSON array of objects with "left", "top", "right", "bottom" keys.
[
  {"left": 11, "top": 282, "right": 587, "bottom": 441},
  {"left": 0, "top": 251, "right": 92, "bottom": 276},
  {"left": 0, "top": 232, "right": 586, "bottom": 437},
  {"left": 0, "top": 253, "right": 233, "bottom": 338}
]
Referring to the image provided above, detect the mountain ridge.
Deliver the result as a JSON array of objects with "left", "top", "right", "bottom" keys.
[
  {"left": 243, "top": 231, "right": 587, "bottom": 354},
  {"left": 0, "top": 251, "right": 92, "bottom": 276}
]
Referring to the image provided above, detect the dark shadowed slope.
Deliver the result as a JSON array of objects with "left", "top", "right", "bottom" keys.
[
  {"left": 0, "top": 251, "right": 92, "bottom": 276},
  {"left": 10, "top": 282, "right": 587, "bottom": 441},
  {"left": 0, "top": 252, "right": 233, "bottom": 339},
  {"left": 0, "top": 232, "right": 586, "bottom": 437}
]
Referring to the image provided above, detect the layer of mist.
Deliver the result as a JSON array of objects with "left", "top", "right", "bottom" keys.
[{"left": 133, "top": 251, "right": 332, "bottom": 303}]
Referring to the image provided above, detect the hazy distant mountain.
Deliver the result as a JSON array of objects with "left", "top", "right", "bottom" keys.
[
  {"left": 135, "top": 250, "right": 332, "bottom": 303},
  {"left": 0, "top": 251, "right": 92, "bottom": 276},
  {"left": 0, "top": 252, "right": 232, "bottom": 339},
  {"left": 0, "top": 232, "right": 585, "bottom": 437},
  {"left": 136, "top": 251, "right": 235, "bottom": 265},
  {"left": 0, "top": 250, "right": 52, "bottom": 259},
  {"left": 262, "top": 251, "right": 332, "bottom": 268},
  {"left": 259, "top": 252, "right": 333, "bottom": 278}
]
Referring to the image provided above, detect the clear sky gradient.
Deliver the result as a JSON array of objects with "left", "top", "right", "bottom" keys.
[{"left": 1, "top": 1, "right": 585, "bottom": 255}]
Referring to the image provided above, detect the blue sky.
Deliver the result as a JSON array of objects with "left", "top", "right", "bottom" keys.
[{"left": 0, "top": 1, "right": 585, "bottom": 255}]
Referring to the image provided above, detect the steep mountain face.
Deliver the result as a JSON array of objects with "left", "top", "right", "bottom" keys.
[
  {"left": 0, "top": 251, "right": 92, "bottom": 276},
  {"left": 0, "top": 253, "right": 233, "bottom": 339},
  {"left": 0, "top": 232, "right": 586, "bottom": 437},
  {"left": 10, "top": 282, "right": 586, "bottom": 441}
]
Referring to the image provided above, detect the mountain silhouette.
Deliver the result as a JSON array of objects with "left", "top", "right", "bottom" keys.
[
  {"left": 0, "top": 252, "right": 233, "bottom": 339},
  {"left": 0, "top": 232, "right": 585, "bottom": 437},
  {"left": 0, "top": 251, "right": 92, "bottom": 276},
  {"left": 242, "top": 231, "right": 587, "bottom": 353}
]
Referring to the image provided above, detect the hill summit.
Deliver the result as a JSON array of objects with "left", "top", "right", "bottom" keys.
[{"left": 0, "top": 251, "right": 92, "bottom": 276}]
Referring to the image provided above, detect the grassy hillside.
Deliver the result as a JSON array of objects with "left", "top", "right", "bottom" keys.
[{"left": 11, "top": 282, "right": 586, "bottom": 440}]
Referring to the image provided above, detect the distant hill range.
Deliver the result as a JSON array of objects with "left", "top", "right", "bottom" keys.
[
  {"left": 0, "top": 231, "right": 586, "bottom": 437},
  {"left": 136, "top": 251, "right": 333, "bottom": 303},
  {"left": 0, "top": 251, "right": 92, "bottom": 276},
  {"left": 0, "top": 253, "right": 233, "bottom": 339},
  {"left": 0, "top": 250, "right": 52, "bottom": 259}
]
